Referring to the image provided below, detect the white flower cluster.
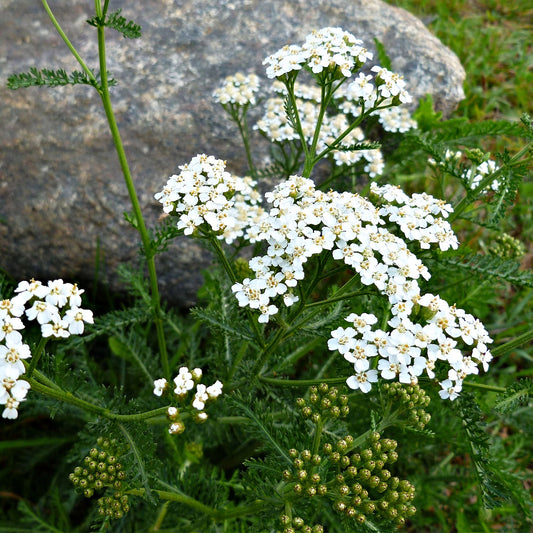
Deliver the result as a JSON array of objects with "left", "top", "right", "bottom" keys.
[
  {"left": 375, "top": 107, "right": 417, "bottom": 133},
  {"left": 1, "top": 279, "right": 93, "bottom": 419},
  {"left": 263, "top": 27, "right": 373, "bottom": 80},
  {"left": 212, "top": 72, "right": 260, "bottom": 106},
  {"left": 232, "top": 175, "right": 455, "bottom": 322},
  {"left": 329, "top": 294, "right": 493, "bottom": 400},
  {"left": 153, "top": 367, "right": 223, "bottom": 433},
  {"left": 370, "top": 183, "right": 458, "bottom": 251},
  {"left": 154, "top": 154, "right": 265, "bottom": 243},
  {"left": 228, "top": 174, "right": 491, "bottom": 398}
]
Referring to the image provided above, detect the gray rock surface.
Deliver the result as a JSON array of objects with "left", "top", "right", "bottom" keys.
[{"left": 0, "top": 0, "right": 465, "bottom": 306}]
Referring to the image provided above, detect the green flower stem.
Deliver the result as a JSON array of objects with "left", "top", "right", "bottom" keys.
[
  {"left": 449, "top": 139, "right": 533, "bottom": 222},
  {"left": 128, "top": 487, "right": 266, "bottom": 520},
  {"left": 491, "top": 327, "right": 533, "bottom": 357},
  {"left": 302, "top": 82, "right": 332, "bottom": 177},
  {"left": 27, "top": 377, "right": 169, "bottom": 421},
  {"left": 311, "top": 418, "right": 323, "bottom": 458},
  {"left": 462, "top": 381, "right": 506, "bottom": 393},
  {"left": 25, "top": 337, "right": 49, "bottom": 379},
  {"left": 234, "top": 106, "right": 257, "bottom": 178},
  {"left": 259, "top": 376, "right": 347, "bottom": 387},
  {"left": 41, "top": 0, "right": 96, "bottom": 84},
  {"left": 93, "top": 1, "right": 170, "bottom": 381},
  {"left": 30, "top": 368, "right": 62, "bottom": 392},
  {"left": 285, "top": 76, "right": 310, "bottom": 161}
]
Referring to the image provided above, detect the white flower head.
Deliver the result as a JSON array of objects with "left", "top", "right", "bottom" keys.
[{"left": 153, "top": 378, "right": 168, "bottom": 397}]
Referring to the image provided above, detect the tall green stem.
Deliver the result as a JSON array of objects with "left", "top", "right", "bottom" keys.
[
  {"left": 94, "top": 1, "right": 169, "bottom": 380},
  {"left": 128, "top": 485, "right": 266, "bottom": 520},
  {"left": 28, "top": 376, "right": 169, "bottom": 421}
]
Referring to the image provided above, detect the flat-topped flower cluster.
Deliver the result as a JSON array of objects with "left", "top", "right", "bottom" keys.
[
  {"left": 153, "top": 367, "right": 223, "bottom": 434},
  {"left": 1, "top": 279, "right": 93, "bottom": 419},
  {"left": 212, "top": 72, "right": 260, "bottom": 106},
  {"left": 154, "top": 154, "right": 265, "bottom": 243},
  {"left": 228, "top": 175, "right": 491, "bottom": 398},
  {"left": 262, "top": 27, "right": 374, "bottom": 80}
]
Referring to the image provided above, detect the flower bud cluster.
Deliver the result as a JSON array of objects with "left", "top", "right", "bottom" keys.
[
  {"left": 324, "top": 433, "right": 416, "bottom": 528},
  {"left": 153, "top": 366, "right": 223, "bottom": 434},
  {"left": 1, "top": 278, "right": 93, "bottom": 419},
  {"left": 283, "top": 447, "right": 328, "bottom": 498},
  {"left": 489, "top": 233, "right": 525, "bottom": 260},
  {"left": 381, "top": 382, "right": 431, "bottom": 430},
  {"left": 154, "top": 154, "right": 265, "bottom": 244},
  {"left": 296, "top": 383, "right": 349, "bottom": 423},
  {"left": 68, "top": 437, "right": 129, "bottom": 520},
  {"left": 278, "top": 513, "right": 324, "bottom": 533}
]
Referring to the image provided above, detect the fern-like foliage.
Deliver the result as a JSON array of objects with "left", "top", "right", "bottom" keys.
[
  {"left": 87, "top": 9, "right": 141, "bottom": 39},
  {"left": 332, "top": 140, "right": 382, "bottom": 152},
  {"left": 229, "top": 395, "right": 293, "bottom": 466},
  {"left": 6, "top": 67, "right": 116, "bottom": 90},
  {"left": 436, "top": 252, "right": 533, "bottom": 288},
  {"left": 494, "top": 378, "right": 533, "bottom": 414},
  {"left": 454, "top": 394, "right": 508, "bottom": 510}
]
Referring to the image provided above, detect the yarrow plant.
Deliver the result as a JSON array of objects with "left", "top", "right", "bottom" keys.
[{"left": 3, "top": 3, "right": 533, "bottom": 532}]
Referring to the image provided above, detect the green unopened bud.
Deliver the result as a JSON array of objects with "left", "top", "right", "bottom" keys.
[
  {"left": 330, "top": 406, "right": 341, "bottom": 418},
  {"left": 297, "top": 469, "right": 308, "bottom": 481},
  {"left": 364, "top": 460, "right": 376, "bottom": 472},
  {"left": 368, "top": 475, "right": 380, "bottom": 488},
  {"left": 317, "top": 484, "right": 327, "bottom": 496},
  {"left": 346, "top": 466, "right": 358, "bottom": 477},
  {"left": 318, "top": 383, "right": 329, "bottom": 395},
  {"left": 351, "top": 483, "right": 362, "bottom": 494},
  {"left": 312, "top": 526, "right": 324, "bottom": 533},
  {"left": 301, "top": 449, "right": 311, "bottom": 461},
  {"left": 331, "top": 452, "right": 341, "bottom": 463},
  {"left": 345, "top": 507, "right": 357, "bottom": 518},
  {"left": 323, "top": 443, "right": 332, "bottom": 455},
  {"left": 98, "top": 451, "right": 107, "bottom": 461},
  {"left": 355, "top": 513, "right": 365, "bottom": 524},
  {"left": 352, "top": 495, "right": 362, "bottom": 506},
  {"left": 389, "top": 477, "right": 400, "bottom": 489},
  {"left": 293, "top": 517, "right": 304, "bottom": 528},
  {"left": 340, "top": 405, "right": 350, "bottom": 417},
  {"left": 307, "top": 486, "right": 317, "bottom": 497},
  {"left": 294, "top": 484, "right": 303, "bottom": 494},
  {"left": 320, "top": 397, "right": 331, "bottom": 410},
  {"left": 294, "top": 458, "right": 304, "bottom": 469},
  {"left": 311, "top": 413, "right": 321, "bottom": 424},
  {"left": 84, "top": 488, "right": 94, "bottom": 498},
  {"left": 296, "top": 397, "right": 306, "bottom": 408},
  {"left": 289, "top": 448, "right": 299, "bottom": 458},
  {"left": 280, "top": 514, "right": 291, "bottom": 525},
  {"left": 336, "top": 439, "right": 347, "bottom": 452},
  {"left": 341, "top": 455, "right": 350, "bottom": 468},
  {"left": 311, "top": 473, "right": 321, "bottom": 484},
  {"left": 311, "top": 454, "right": 321, "bottom": 466},
  {"left": 334, "top": 501, "right": 346, "bottom": 512},
  {"left": 361, "top": 448, "right": 372, "bottom": 461},
  {"left": 283, "top": 470, "right": 292, "bottom": 480},
  {"left": 358, "top": 468, "right": 371, "bottom": 481},
  {"left": 351, "top": 453, "right": 361, "bottom": 466},
  {"left": 379, "top": 500, "right": 389, "bottom": 510},
  {"left": 302, "top": 407, "right": 313, "bottom": 418},
  {"left": 339, "top": 484, "right": 350, "bottom": 496},
  {"left": 364, "top": 502, "right": 376, "bottom": 514},
  {"left": 377, "top": 481, "right": 388, "bottom": 493},
  {"left": 309, "top": 393, "right": 319, "bottom": 404}
]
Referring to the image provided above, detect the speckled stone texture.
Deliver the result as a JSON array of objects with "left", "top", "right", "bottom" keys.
[{"left": 0, "top": 0, "right": 465, "bottom": 305}]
